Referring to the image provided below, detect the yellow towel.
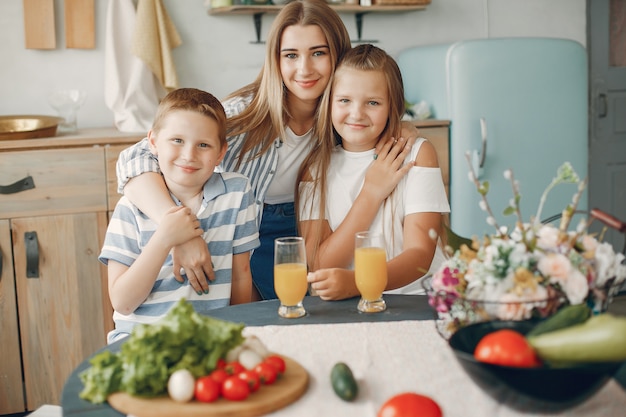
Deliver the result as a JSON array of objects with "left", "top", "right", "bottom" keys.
[{"left": 131, "top": 0, "right": 182, "bottom": 91}]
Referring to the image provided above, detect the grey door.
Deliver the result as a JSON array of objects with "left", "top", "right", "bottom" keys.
[{"left": 588, "top": 0, "right": 626, "bottom": 251}]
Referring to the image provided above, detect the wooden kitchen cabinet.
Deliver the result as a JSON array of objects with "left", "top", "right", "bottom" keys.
[{"left": 0, "top": 129, "right": 142, "bottom": 413}]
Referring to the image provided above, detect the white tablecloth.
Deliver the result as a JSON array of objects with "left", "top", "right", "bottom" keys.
[{"left": 242, "top": 321, "right": 626, "bottom": 417}]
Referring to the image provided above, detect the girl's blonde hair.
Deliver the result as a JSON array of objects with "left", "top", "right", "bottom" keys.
[
  {"left": 296, "top": 44, "right": 406, "bottom": 260},
  {"left": 152, "top": 87, "right": 227, "bottom": 146},
  {"left": 224, "top": 0, "right": 351, "bottom": 168}
]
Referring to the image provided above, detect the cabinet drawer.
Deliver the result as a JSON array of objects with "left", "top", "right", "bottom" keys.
[{"left": 0, "top": 147, "right": 106, "bottom": 218}]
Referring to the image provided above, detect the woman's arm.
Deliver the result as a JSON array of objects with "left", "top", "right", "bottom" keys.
[
  {"left": 118, "top": 144, "right": 215, "bottom": 291},
  {"left": 230, "top": 252, "right": 253, "bottom": 305}
]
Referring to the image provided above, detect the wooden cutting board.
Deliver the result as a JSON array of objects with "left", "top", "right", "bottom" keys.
[
  {"left": 108, "top": 355, "right": 309, "bottom": 417},
  {"left": 64, "top": 0, "right": 95, "bottom": 48},
  {"left": 23, "top": 0, "right": 56, "bottom": 49}
]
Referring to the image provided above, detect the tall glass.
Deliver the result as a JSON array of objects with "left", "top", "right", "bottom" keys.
[
  {"left": 274, "top": 237, "right": 308, "bottom": 318},
  {"left": 355, "top": 231, "right": 387, "bottom": 313}
]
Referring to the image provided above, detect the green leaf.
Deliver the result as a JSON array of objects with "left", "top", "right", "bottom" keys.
[{"left": 503, "top": 206, "right": 515, "bottom": 216}]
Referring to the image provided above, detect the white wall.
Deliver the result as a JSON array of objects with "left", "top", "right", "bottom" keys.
[{"left": 0, "top": 0, "right": 586, "bottom": 130}]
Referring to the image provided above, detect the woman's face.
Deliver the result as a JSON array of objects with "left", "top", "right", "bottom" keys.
[{"left": 279, "top": 24, "right": 333, "bottom": 105}]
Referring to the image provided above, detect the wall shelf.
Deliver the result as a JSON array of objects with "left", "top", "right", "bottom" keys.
[{"left": 208, "top": 4, "right": 428, "bottom": 44}]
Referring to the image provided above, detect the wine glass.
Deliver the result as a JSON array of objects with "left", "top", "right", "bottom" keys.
[
  {"left": 274, "top": 237, "right": 308, "bottom": 318},
  {"left": 47, "top": 89, "right": 87, "bottom": 134},
  {"left": 355, "top": 231, "right": 387, "bottom": 313}
]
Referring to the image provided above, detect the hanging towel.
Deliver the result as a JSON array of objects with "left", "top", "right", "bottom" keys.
[
  {"left": 132, "top": 0, "right": 182, "bottom": 92},
  {"left": 104, "top": 0, "right": 161, "bottom": 132}
]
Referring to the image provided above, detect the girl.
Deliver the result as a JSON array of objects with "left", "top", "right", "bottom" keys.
[
  {"left": 116, "top": 0, "right": 417, "bottom": 300},
  {"left": 299, "top": 44, "right": 450, "bottom": 300}
]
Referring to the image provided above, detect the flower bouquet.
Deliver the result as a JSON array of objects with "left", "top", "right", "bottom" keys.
[{"left": 426, "top": 158, "right": 626, "bottom": 339}]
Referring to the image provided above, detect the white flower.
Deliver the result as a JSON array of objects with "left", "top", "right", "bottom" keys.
[
  {"left": 564, "top": 269, "right": 590, "bottom": 305},
  {"left": 535, "top": 225, "right": 560, "bottom": 251},
  {"left": 594, "top": 242, "right": 625, "bottom": 286}
]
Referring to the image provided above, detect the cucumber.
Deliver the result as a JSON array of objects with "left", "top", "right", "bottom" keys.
[
  {"left": 330, "top": 362, "right": 358, "bottom": 401},
  {"left": 526, "top": 304, "right": 591, "bottom": 338},
  {"left": 528, "top": 313, "right": 626, "bottom": 364}
]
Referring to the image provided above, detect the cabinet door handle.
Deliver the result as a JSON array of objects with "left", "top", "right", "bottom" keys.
[
  {"left": 0, "top": 175, "right": 36, "bottom": 195},
  {"left": 25, "top": 231, "right": 39, "bottom": 278},
  {"left": 0, "top": 244, "right": 3, "bottom": 279}
]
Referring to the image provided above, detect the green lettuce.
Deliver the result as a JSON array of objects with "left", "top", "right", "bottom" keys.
[{"left": 79, "top": 299, "right": 244, "bottom": 403}]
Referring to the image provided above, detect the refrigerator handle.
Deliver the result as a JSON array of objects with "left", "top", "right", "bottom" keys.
[
  {"left": 479, "top": 117, "right": 487, "bottom": 168},
  {"left": 471, "top": 118, "right": 488, "bottom": 178}
]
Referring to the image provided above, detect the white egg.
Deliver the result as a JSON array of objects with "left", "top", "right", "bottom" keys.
[{"left": 167, "top": 369, "right": 195, "bottom": 403}]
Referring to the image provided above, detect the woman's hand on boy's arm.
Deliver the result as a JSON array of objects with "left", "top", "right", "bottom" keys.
[
  {"left": 307, "top": 269, "right": 359, "bottom": 300},
  {"left": 172, "top": 237, "right": 215, "bottom": 294}
]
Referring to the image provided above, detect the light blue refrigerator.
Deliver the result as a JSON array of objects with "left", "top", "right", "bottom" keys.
[{"left": 398, "top": 38, "right": 588, "bottom": 238}]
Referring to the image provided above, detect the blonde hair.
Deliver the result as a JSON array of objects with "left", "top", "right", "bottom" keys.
[
  {"left": 153, "top": 88, "right": 227, "bottom": 146},
  {"left": 296, "top": 44, "right": 405, "bottom": 259},
  {"left": 224, "top": 0, "right": 351, "bottom": 168}
]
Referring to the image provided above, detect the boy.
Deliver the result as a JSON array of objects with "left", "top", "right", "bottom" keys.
[{"left": 100, "top": 88, "right": 259, "bottom": 343}]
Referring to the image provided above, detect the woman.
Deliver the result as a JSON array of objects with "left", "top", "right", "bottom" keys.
[{"left": 116, "top": 0, "right": 417, "bottom": 300}]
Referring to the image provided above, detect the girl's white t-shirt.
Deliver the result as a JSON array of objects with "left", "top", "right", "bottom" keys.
[{"left": 299, "top": 138, "right": 451, "bottom": 294}]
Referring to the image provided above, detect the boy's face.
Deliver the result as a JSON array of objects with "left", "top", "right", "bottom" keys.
[
  {"left": 331, "top": 67, "right": 389, "bottom": 152},
  {"left": 148, "top": 110, "right": 226, "bottom": 194}
]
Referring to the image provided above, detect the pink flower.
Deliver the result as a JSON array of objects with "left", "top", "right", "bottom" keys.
[{"left": 537, "top": 253, "right": 572, "bottom": 283}]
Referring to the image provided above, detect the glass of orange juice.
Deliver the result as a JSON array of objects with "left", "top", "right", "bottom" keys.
[
  {"left": 274, "top": 237, "right": 308, "bottom": 318},
  {"left": 355, "top": 231, "right": 387, "bottom": 313}
]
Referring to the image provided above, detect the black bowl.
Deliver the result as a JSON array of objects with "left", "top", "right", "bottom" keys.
[{"left": 449, "top": 320, "right": 624, "bottom": 412}]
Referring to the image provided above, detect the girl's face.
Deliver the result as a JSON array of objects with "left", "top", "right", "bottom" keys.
[
  {"left": 331, "top": 67, "right": 390, "bottom": 152},
  {"left": 148, "top": 110, "right": 226, "bottom": 194},
  {"left": 280, "top": 24, "right": 333, "bottom": 104}
]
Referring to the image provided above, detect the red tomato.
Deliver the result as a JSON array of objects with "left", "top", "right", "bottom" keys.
[
  {"left": 474, "top": 329, "right": 542, "bottom": 367},
  {"left": 378, "top": 393, "right": 443, "bottom": 417},
  {"left": 238, "top": 370, "right": 261, "bottom": 392},
  {"left": 224, "top": 361, "right": 246, "bottom": 376},
  {"left": 215, "top": 358, "right": 227, "bottom": 370},
  {"left": 210, "top": 369, "right": 230, "bottom": 386},
  {"left": 254, "top": 362, "right": 278, "bottom": 385},
  {"left": 264, "top": 355, "right": 286, "bottom": 375},
  {"left": 194, "top": 376, "right": 220, "bottom": 403},
  {"left": 222, "top": 375, "right": 250, "bottom": 401}
]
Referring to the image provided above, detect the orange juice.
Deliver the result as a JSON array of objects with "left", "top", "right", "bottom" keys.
[
  {"left": 355, "top": 247, "right": 387, "bottom": 301},
  {"left": 274, "top": 263, "right": 308, "bottom": 306}
]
